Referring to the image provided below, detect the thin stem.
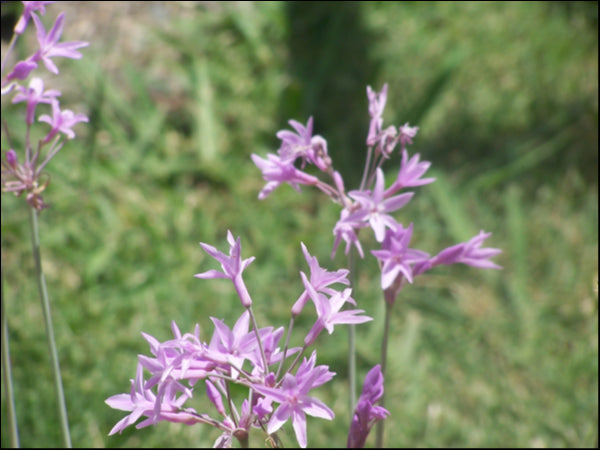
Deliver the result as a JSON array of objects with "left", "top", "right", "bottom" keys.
[
  {"left": 275, "top": 316, "right": 295, "bottom": 379},
  {"left": 348, "top": 323, "right": 356, "bottom": 412},
  {"left": 347, "top": 250, "right": 357, "bottom": 413},
  {"left": 224, "top": 379, "right": 239, "bottom": 426},
  {"left": 1, "top": 253, "right": 20, "bottom": 448},
  {"left": 359, "top": 145, "right": 374, "bottom": 191},
  {"left": 248, "top": 306, "right": 269, "bottom": 374},
  {"left": 375, "top": 299, "right": 393, "bottom": 448},
  {"left": 278, "top": 344, "right": 308, "bottom": 382},
  {"left": 28, "top": 207, "right": 72, "bottom": 448}
]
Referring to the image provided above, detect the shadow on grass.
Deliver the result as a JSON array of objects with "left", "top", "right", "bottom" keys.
[{"left": 279, "top": 1, "right": 381, "bottom": 187}]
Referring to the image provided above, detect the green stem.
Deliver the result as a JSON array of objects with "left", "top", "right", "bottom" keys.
[
  {"left": 347, "top": 250, "right": 357, "bottom": 413},
  {"left": 375, "top": 299, "right": 393, "bottom": 448},
  {"left": 29, "top": 207, "right": 72, "bottom": 448},
  {"left": 348, "top": 323, "right": 356, "bottom": 412},
  {"left": 1, "top": 255, "right": 20, "bottom": 448}
]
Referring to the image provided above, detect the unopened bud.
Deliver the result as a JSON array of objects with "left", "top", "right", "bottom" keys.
[{"left": 6, "top": 149, "right": 18, "bottom": 169}]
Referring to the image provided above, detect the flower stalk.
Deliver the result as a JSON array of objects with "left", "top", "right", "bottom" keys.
[
  {"left": 1, "top": 255, "right": 20, "bottom": 448},
  {"left": 29, "top": 206, "right": 71, "bottom": 448},
  {"left": 347, "top": 249, "right": 357, "bottom": 413},
  {"left": 375, "top": 299, "right": 393, "bottom": 448}
]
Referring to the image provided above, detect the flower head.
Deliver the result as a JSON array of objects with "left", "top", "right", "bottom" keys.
[
  {"left": 1, "top": 148, "right": 51, "bottom": 210},
  {"left": 206, "top": 310, "right": 263, "bottom": 377},
  {"left": 347, "top": 168, "right": 414, "bottom": 242},
  {"left": 429, "top": 230, "right": 502, "bottom": 270},
  {"left": 105, "top": 363, "right": 197, "bottom": 435},
  {"left": 30, "top": 12, "right": 89, "bottom": 75},
  {"left": 385, "top": 149, "right": 436, "bottom": 196},
  {"left": 12, "top": 77, "right": 61, "bottom": 125},
  {"left": 276, "top": 117, "right": 331, "bottom": 171},
  {"left": 252, "top": 351, "right": 335, "bottom": 448},
  {"left": 291, "top": 242, "right": 350, "bottom": 316},
  {"left": 371, "top": 223, "right": 430, "bottom": 288},
  {"left": 195, "top": 230, "right": 255, "bottom": 307},
  {"left": 251, "top": 153, "right": 319, "bottom": 200},
  {"left": 398, "top": 122, "right": 419, "bottom": 150},
  {"left": 277, "top": 117, "right": 314, "bottom": 163},
  {"left": 38, "top": 98, "right": 88, "bottom": 143},
  {"left": 332, "top": 206, "right": 367, "bottom": 259},
  {"left": 300, "top": 272, "right": 372, "bottom": 346},
  {"left": 14, "top": 1, "right": 56, "bottom": 34}
]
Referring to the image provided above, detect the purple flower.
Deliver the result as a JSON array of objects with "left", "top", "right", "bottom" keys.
[
  {"left": 398, "top": 122, "right": 419, "bottom": 150},
  {"left": 377, "top": 125, "right": 401, "bottom": 158},
  {"left": 291, "top": 242, "right": 351, "bottom": 316},
  {"left": 38, "top": 98, "right": 88, "bottom": 143},
  {"left": 1, "top": 147, "right": 51, "bottom": 210},
  {"left": 429, "top": 230, "right": 502, "bottom": 270},
  {"left": 136, "top": 329, "right": 197, "bottom": 421},
  {"left": 14, "top": 1, "right": 56, "bottom": 34},
  {"left": 251, "top": 153, "right": 319, "bottom": 200},
  {"left": 105, "top": 363, "right": 197, "bottom": 435},
  {"left": 29, "top": 12, "right": 89, "bottom": 75},
  {"left": 300, "top": 272, "right": 372, "bottom": 346},
  {"left": 332, "top": 206, "right": 367, "bottom": 259},
  {"left": 276, "top": 117, "right": 331, "bottom": 171},
  {"left": 347, "top": 168, "right": 414, "bottom": 242},
  {"left": 195, "top": 230, "right": 255, "bottom": 308},
  {"left": 371, "top": 223, "right": 430, "bottom": 288},
  {"left": 347, "top": 364, "right": 390, "bottom": 448},
  {"left": 385, "top": 149, "right": 436, "bottom": 196},
  {"left": 105, "top": 363, "right": 160, "bottom": 435},
  {"left": 248, "top": 326, "right": 300, "bottom": 374},
  {"left": 207, "top": 310, "right": 259, "bottom": 376},
  {"left": 277, "top": 117, "right": 313, "bottom": 163},
  {"left": 12, "top": 77, "right": 61, "bottom": 124},
  {"left": 366, "top": 84, "right": 388, "bottom": 146},
  {"left": 252, "top": 351, "right": 335, "bottom": 448}
]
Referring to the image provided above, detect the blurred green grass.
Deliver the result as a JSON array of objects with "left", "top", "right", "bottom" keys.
[{"left": 1, "top": 1, "right": 597, "bottom": 448}]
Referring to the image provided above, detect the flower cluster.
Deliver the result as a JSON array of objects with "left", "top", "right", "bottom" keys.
[
  {"left": 107, "top": 83, "right": 501, "bottom": 448},
  {"left": 106, "top": 231, "right": 372, "bottom": 448},
  {"left": 253, "top": 83, "right": 502, "bottom": 305},
  {"left": 1, "top": 2, "right": 89, "bottom": 210}
]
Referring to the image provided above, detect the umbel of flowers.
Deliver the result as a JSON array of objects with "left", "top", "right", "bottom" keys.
[
  {"left": 2, "top": 2, "right": 89, "bottom": 448},
  {"left": 106, "top": 82, "right": 500, "bottom": 448},
  {"left": 106, "top": 231, "right": 375, "bottom": 448},
  {"left": 2, "top": 2, "right": 89, "bottom": 210}
]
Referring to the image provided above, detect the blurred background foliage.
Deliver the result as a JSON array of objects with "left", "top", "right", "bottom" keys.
[{"left": 1, "top": 1, "right": 597, "bottom": 448}]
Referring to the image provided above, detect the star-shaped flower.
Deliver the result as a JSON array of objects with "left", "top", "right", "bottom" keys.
[
  {"left": 252, "top": 351, "right": 335, "bottom": 448},
  {"left": 38, "top": 98, "right": 88, "bottom": 143},
  {"left": 251, "top": 153, "right": 319, "bottom": 200},
  {"left": 195, "top": 230, "right": 255, "bottom": 307},
  {"left": 371, "top": 223, "right": 430, "bottom": 288},
  {"left": 30, "top": 12, "right": 89, "bottom": 74},
  {"left": 291, "top": 242, "right": 350, "bottom": 316},
  {"left": 300, "top": 272, "right": 372, "bottom": 346},
  {"left": 12, "top": 77, "right": 61, "bottom": 124},
  {"left": 346, "top": 168, "right": 413, "bottom": 242},
  {"left": 429, "top": 230, "right": 502, "bottom": 270}
]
